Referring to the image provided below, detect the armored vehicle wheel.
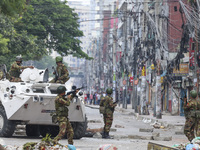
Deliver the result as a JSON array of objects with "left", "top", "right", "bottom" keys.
[
  {"left": 26, "top": 125, "right": 40, "bottom": 137},
  {"left": 72, "top": 116, "right": 87, "bottom": 139},
  {"left": 40, "top": 125, "right": 59, "bottom": 137},
  {"left": 0, "top": 105, "right": 16, "bottom": 137}
]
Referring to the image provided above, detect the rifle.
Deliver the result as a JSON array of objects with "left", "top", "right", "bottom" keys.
[
  {"left": 52, "top": 66, "right": 58, "bottom": 82},
  {"left": 110, "top": 100, "right": 119, "bottom": 112},
  {"left": 113, "top": 100, "right": 119, "bottom": 104},
  {"left": 65, "top": 86, "right": 86, "bottom": 98}
]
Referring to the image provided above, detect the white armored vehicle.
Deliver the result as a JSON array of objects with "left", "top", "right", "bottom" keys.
[{"left": 0, "top": 66, "right": 87, "bottom": 139}]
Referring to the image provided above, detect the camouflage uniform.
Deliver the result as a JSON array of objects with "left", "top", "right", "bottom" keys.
[
  {"left": 103, "top": 95, "right": 117, "bottom": 133},
  {"left": 99, "top": 95, "right": 105, "bottom": 114},
  {"left": 8, "top": 61, "right": 29, "bottom": 82},
  {"left": 0, "top": 70, "right": 3, "bottom": 80},
  {"left": 53, "top": 95, "right": 74, "bottom": 145},
  {"left": 184, "top": 97, "right": 200, "bottom": 141},
  {"left": 50, "top": 64, "right": 70, "bottom": 84}
]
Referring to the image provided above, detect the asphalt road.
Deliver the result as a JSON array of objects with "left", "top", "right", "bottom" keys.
[{"left": 0, "top": 106, "right": 188, "bottom": 150}]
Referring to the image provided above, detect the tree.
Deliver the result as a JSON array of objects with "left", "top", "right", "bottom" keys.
[
  {"left": 0, "top": 0, "right": 27, "bottom": 17},
  {"left": 0, "top": 0, "right": 42, "bottom": 68},
  {"left": 15, "top": 0, "right": 92, "bottom": 60},
  {"left": 0, "top": 14, "right": 43, "bottom": 68}
]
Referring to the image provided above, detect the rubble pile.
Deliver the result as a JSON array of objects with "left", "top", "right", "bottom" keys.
[
  {"left": 0, "top": 134, "right": 76, "bottom": 150},
  {"left": 172, "top": 137, "right": 200, "bottom": 150}
]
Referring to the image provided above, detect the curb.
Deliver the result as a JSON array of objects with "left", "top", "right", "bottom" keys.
[{"left": 85, "top": 104, "right": 99, "bottom": 109}]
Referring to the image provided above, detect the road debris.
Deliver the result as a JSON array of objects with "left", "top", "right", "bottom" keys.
[
  {"left": 98, "top": 144, "right": 118, "bottom": 150},
  {"left": 22, "top": 134, "right": 76, "bottom": 150}
]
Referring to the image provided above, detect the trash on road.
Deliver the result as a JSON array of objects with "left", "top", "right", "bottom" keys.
[{"left": 98, "top": 144, "right": 118, "bottom": 150}]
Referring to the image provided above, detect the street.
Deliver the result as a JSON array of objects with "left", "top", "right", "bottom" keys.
[{"left": 0, "top": 105, "right": 188, "bottom": 150}]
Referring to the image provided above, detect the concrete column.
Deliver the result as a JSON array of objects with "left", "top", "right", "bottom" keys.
[{"left": 156, "top": 75, "right": 162, "bottom": 119}]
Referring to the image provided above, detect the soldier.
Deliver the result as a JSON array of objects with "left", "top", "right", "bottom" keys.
[
  {"left": 50, "top": 56, "right": 70, "bottom": 84},
  {"left": 0, "top": 70, "right": 3, "bottom": 80},
  {"left": 8, "top": 56, "right": 34, "bottom": 82},
  {"left": 102, "top": 88, "right": 117, "bottom": 139},
  {"left": 184, "top": 90, "right": 200, "bottom": 142},
  {"left": 53, "top": 86, "right": 74, "bottom": 146},
  {"left": 197, "top": 92, "right": 200, "bottom": 136}
]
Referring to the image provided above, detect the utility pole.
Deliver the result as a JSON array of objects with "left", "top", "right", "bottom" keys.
[
  {"left": 113, "top": 1, "right": 117, "bottom": 102},
  {"left": 123, "top": 2, "right": 128, "bottom": 109},
  {"left": 99, "top": 0, "right": 104, "bottom": 92},
  {"left": 155, "top": 0, "right": 162, "bottom": 119}
]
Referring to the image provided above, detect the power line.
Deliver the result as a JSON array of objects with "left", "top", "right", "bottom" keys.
[{"left": 78, "top": 17, "right": 119, "bottom": 23}]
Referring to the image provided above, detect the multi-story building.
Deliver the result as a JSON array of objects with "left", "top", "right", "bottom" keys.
[{"left": 65, "top": 0, "right": 91, "bottom": 69}]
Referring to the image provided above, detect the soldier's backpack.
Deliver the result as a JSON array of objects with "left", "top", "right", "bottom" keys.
[{"left": 99, "top": 96, "right": 106, "bottom": 114}]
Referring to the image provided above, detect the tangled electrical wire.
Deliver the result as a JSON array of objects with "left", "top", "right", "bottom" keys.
[{"left": 179, "top": 0, "right": 200, "bottom": 43}]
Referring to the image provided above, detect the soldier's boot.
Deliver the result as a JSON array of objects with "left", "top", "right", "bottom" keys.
[
  {"left": 102, "top": 131, "right": 106, "bottom": 138},
  {"left": 104, "top": 132, "right": 111, "bottom": 139}
]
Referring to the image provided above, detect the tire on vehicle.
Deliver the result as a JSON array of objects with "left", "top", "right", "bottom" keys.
[
  {"left": 71, "top": 116, "right": 88, "bottom": 139},
  {"left": 0, "top": 105, "right": 16, "bottom": 137},
  {"left": 26, "top": 124, "right": 40, "bottom": 137}
]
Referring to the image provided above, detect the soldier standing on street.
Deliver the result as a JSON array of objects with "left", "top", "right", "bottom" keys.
[
  {"left": 53, "top": 86, "right": 74, "bottom": 146},
  {"left": 50, "top": 56, "right": 70, "bottom": 84},
  {"left": 8, "top": 56, "right": 34, "bottom": 82},
  {"left": 184, "top": 90, "right": 200, "bottom": 142},
  {"left": 101, "top": 88, "right": 117, "bottom": 139}
]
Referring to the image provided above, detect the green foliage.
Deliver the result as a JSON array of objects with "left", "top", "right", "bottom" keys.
[
  {"left": 41, "top": 134, "right": 53, "bottom": 145},
  {"left": 0, "top": 33, "right": 9, "bottom": 54},
  {"left": 15, "top": 0, "right": 91, "bottom": 59},
  {"left": 0, "top": 0, "right": 27, "bottom": 17},
  {"left": 0, "top": 14, "right": 43, "bottom": 67},
  {"left": 23, "top": 142, "right": 37, "bottom": 150}
]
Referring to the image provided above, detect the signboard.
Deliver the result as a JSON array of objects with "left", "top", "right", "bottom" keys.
[
  {"left": 123, "top": 80, "right": 126, "bottom": 85},
  {"left": 129, "top": 77, "right": 133, "bottom": 83},
  {"left": 142, "top": 66, "right": 146, "bottom": 76},
  {"left": 100, "top": 80, "right": 104, "bottom": 88},
  {"left": 173, "top": 64, "right": 189, "bottom": 76},
  {"left": 134, "top": 79, "right": 139, "bottom": 85}
]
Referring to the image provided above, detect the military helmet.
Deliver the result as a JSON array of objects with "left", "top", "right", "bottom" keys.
[
  {"left": 16, "top": 56, "right": 22, "bottom": 62},
  {"left": 190, "top": 90, "right": 197, "bottom": 98},
  {"left": 106, "top": 88, "right": 113, "bottom": 94},
  {"left": 57, "top": 86, "right": 66, "bottom": 94},
  {"left": 55, "top": 56, "right": 63, "bottom": 63}
]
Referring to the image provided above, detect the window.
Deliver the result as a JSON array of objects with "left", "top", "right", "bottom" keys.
[{"left": 174, "top": 6, "right": 177, "bottom": 12}]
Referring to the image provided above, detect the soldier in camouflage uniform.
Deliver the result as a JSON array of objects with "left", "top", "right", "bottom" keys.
[
  {"left": 0, "top": 70, "right": 3, "bottom": 80},
  {"left": 50, "top": 56, "right": 70, "bottom": 84},
  {"left": 102, "top": 88, "right": 117, "bottom": 139},
  {"left": 53, "top": 86, "right": 74, "bottom": 145},
  {"left": 184, "top": 90, "right": 200, "bottom": 142},
  {"left": 8, "top": 56, "right": 34, "bottom": 82}
]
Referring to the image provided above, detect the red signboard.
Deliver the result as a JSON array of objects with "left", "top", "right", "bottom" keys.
[
  {"left": 129, "top": 77, "right": 134, "bottom": 83},
  {"left": 189, "top": 38, "right": 195, "bottom": 67}
]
